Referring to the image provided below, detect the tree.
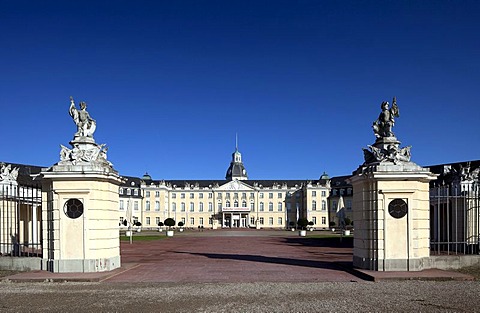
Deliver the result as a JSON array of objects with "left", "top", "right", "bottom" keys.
[
  {"left": 158, "top": 222, "right": 164, "bottom": 227},
  {"left": 297, "top": 218, "right": 308, "bottom": 230},
  {"left": 178, "top": 221, "right": 184, "bottom": 228},
  {"left": 164, "top": 218, "right": 175, "bottom": 230}
]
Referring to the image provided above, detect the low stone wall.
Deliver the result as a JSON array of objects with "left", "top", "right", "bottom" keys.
[
  {"left": 428, "top": 255, "right": 480, "bottom": 270},
  {"left": 0, "top": 257, "right": 42, "bottom": 271}
]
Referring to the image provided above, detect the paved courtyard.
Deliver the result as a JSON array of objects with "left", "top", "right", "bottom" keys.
[{"left": 109, "top": 229, "right": 356, "bottom": 283}]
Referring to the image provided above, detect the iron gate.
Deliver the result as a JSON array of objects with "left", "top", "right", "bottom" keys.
[
  {"left": 430, "top": 181, "right": 480, "bottom": 255},
  {"left": 0, "top": 182, "right": 42, "bottom": 257}
]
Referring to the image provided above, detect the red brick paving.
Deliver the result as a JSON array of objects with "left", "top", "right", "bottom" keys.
[
  {"left": 4, "top": 229, "right": 473, "bottom": 282},
  {"left": 105, "top": 230, "right": 357, "bottom": 282}
]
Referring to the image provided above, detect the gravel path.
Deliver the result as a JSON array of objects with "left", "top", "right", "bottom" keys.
[{"left": 0, "top": 281, "right": 479, "bottom": 312}]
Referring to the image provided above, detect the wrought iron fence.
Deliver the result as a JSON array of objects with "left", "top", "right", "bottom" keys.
[
  {"left": 0, "top": 182, "right": 42, "bottom": 257},
  {"left": 430, "top": 181, "right": 480, "bottom": 255}
]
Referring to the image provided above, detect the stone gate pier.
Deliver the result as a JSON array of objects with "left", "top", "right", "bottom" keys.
[
  {"left": 349, "top": 98, "right": 437, "bottom": 271},
  {"left": 39, "top": 97, "right": 123, "bottom": 273}
]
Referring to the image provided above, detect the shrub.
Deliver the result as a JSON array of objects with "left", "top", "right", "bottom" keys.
[
  {"left": 178, "top": 221, "right": 184, "bottom": 227},
  {"left": 344, "top": 217, "right": 352, "bottom": 226},
  {"left": 297, "top": 218, "right": 308, "bottom": 230},
  {"left": 158, "top": 222, "right": 164, "bottom": 227},
  {"left": 164, "top": 218, "right": 175, "bottom": 229},
  {"left": 329, "top": 221, "right": 336, "bottom": 227}
]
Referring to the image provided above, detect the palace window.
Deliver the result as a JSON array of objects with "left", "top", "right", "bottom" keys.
[
  {"left": 226, "top": 193, "right": 230, "bottom": 199},
  {"left": 278, "top": 193, "right": 282, "bottom": 198},
  {"left": 119, "top": 188, "right": 124, "bottom": 195},
  {"left": 312, "top": 191, "right": 316, "bottom": 197},
  {"left": 146, "top": 217, "right": 150, "bottom": 225},
  {"left": 234, "top": 201, "right": 239, "bottom": 207},
  {"left": 190, "top": 217, "right": 194, "bottom": 225},
  {"left": 181, "top": 202, "right": 186, "bottom": 212},
  {"left": 269, "top": 202, "right": 273, "bottom": 211},
  {"left": 126, "top": 189, "right": 131, "bottom": 195},
  {"left": 199, "top": 217, "right": 204, "bottom": 226},
  {"left": 242, "top": 201, "right": 247, "bottom": 207},
  {"left": 181, "top": 217, "right": 185, "bottom": 224},
  {"left": 134, "top": 189, "right": 138, "bottom": 196},
  {"left": 208, "top": 193, "right": 213, "bottom": 199},
  {"left": 312, "top": 217, "right": 316, "bottom": 225},
  {"left": 181, "top": 193, "right": 185, "bottom": 199},
  {"left": 259, "top": 193, "right": 264, "bottom": 199},
  {"left": 146, "top": 200, "right": 150, "bottom": 211},
  {"left": 242, "top": 193, "right": 247, "bottom": 199},
  {"left": 172, "top": 203, "right": 176, "bottom": 212},
  {"left": 346, "top": 200, "right": 352, "bottom": 210},
  {"left": 134, "top": 201, "right": 139, "bottom": 211},
  {"left": 250, "top": 202, "right": 255, "bottom": 211},
  {"left": 155, "top": 191, "right": 160, "bottom": 197},
  {"left": 226, "top": 200, "right": 231, "bottom": 207},
  {"left": 172, "top": 193, "right": 176, "bottom": 199},
  {"left": 278, "top": 202, "right": 282, "bottom": 212},
  {"left": 312, "top": 200, "right": 317, "bottom": 211},
  {"left": 190, "top": 193, "right": 194, "bottom": 199},
  {"left": 321, "top": 191, "right": 326, "bottom": 197},
  {"left": 190, "top": 202, "right": 194, "bottom": 212},
  {"left": 217, "top": 202, "right": 222, "bottom": 211},
  {"left": 119, "top": 200, "right": 124, "bottom": 210},
  {"left": 278, "top": 217, "right": 282, "bottom": 225},
  {"left": 322, "top": 200, "right": 327, "bottom": 210},
  {"left": 209, "top": 202, "right": 213, "bottom": 212},
  {"left": 155, "top": 201, "right": 160, "bottom": 211},
  {"left": 259, "top": 217, "right": 264, "bottom": 225},
  {"left": 259, "top": 202, "right": 264, "bottom": 212},
  {"left": 155, "top": 217, "right": 160, "bottom": 225},
  {"left": 269, "top": 217, "right": 273, "bottom": 226},
  {"left": 250, "top": 217, "right": 255, "bottom": 225},
  {"left": 322, "top": 217, "right": 326, "bottom": 224},
  {"left": 199, "top": 193, "right": 203, "bottom": 199},
  {"left": 199, "top": 202, "right": 204, "bottom": 212},
  {"left": 146, "top": 191, "right": 150, "bottom": 197}
]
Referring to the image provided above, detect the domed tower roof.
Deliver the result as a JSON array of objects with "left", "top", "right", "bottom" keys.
[
  {"left": 225, "top": 135, "right": 248, "bottom": 181},
  {"left": 142, "top": 172, "right": 152, "bottom": 181}
]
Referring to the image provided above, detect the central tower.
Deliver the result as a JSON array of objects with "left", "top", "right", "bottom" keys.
[{"left": 225, "top": 135, "right": 248, "bottom": 181}]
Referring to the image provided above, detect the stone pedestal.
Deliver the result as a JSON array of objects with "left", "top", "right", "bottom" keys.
[
  {"left": 41, "top": 164, "right": 123, "bottom": 273},
  {"left": 350, "top": 162, "right": 436, "bottom": 271}
]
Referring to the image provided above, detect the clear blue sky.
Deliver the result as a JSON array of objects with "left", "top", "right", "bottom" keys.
[{"left": 1, "top": 1, "right": 479, "bottom": 180}]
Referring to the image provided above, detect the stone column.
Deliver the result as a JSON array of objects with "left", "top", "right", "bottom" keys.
[{"left": 350, "top": 162, "right": 436, "bottom": 271}]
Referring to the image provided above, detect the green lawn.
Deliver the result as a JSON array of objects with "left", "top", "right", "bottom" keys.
[{"left": 120, "top": 234, "right": 168, "bottom": 241}]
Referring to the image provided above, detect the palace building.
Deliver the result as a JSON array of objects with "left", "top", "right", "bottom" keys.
[{"left": 118, "top": 144, "right": 331, "bottom": 229}]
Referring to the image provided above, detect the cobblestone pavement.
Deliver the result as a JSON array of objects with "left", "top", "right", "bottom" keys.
[{"left": 0, "top": 281, "right": 479, "bottom": 312}]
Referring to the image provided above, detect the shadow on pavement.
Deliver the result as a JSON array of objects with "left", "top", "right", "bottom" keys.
[
  {"left": 173, "top": 251, "right": 346, "bottom": 271},
  {"left": 281, "top": 236, "right": 353, "bottom": 248}
]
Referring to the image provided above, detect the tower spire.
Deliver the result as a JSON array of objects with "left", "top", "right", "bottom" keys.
[
  {"left": 235, "top": 133, "right": 238, "bottom": 151},
  {"left": 225, "top": 134, "right": 248, "bottom": 181}
]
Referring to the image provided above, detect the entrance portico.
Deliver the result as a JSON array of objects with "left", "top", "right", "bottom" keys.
[{"left": 222, "top": 207, "right": 250, "bottom": 228}]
